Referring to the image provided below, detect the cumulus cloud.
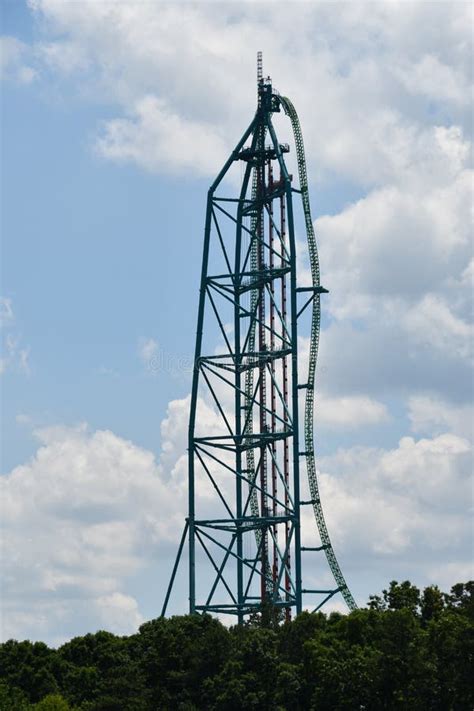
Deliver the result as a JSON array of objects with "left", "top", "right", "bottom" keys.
[
  {"left": 4, "top": 403, "right": 470, "bottom": 643},
  {"left": 0, "top": 393, "right": 236, "bottom": 643},
  {"left": 302, "top": 431, "right": 473, "bottom": 595},
  {"left": 310, "top": 124, "right": 472, "bottom": 403},
  {"left": 96, "top": 96, "right": 228, "bottom": 177},
  {"left": 1, "top": 423, "right": 185, "bottom": 643},
  {"left": 393, "top": 54, "right": 471, "bottom": 106},
  {"left": 408, "top": 394, "right": 474, "bottom": 441},
  {"left": 27, "top": 1, "right": 472, "bottom": 182},
  {"left": 36, "top": 39, "right": 89, "bottom": 75},
  {"left": 403, "top": 293, "right": 473, "bottom": 361},
  {"left": 94, "top": 592, "right": 143, "bottom": 634},
  {"left": 0, "top": 36, "right": 37, "bottom": 84},
  {"left": 317, "top": 394, "right": 389, "bottom": 427},
  {"left": 298, "top": 337, "right": 390, "bottom": 428},
  {"left": 314, "top": 125, "right": 471, "bottom": 322},
  {"left": 22, "top": 1, "right": 472, "bottom": 412},
  {"left": 2, "top": 0, "right": 472, "bottom": 640}
]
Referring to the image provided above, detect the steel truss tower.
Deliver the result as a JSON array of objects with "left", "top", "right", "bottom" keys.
[{"left": 162, "top": 55, "right": 356, "bottom": 622}]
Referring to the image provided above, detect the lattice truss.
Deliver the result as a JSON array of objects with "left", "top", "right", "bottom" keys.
[
  {"left": 191, "top": 124, "right": 299, "bottom": 620},
  {"left": 162, "top": 58, "right": 356, "bottom": 623}
]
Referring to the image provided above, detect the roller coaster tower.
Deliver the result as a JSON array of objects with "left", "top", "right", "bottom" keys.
[{"left": 162, "top": 54, "right": 356, "bottom": 622}]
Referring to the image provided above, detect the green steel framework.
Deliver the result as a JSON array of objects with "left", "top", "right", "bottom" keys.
[{"left": 162, "top": 56, "right": 356, "bottom": 621}]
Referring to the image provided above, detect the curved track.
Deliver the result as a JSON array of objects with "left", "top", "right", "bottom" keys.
[{"left": 280, "top": 96, "right": 357, "bottom": 612}]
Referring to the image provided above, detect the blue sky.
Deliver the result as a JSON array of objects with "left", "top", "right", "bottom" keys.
[
  {"left": 2, "top": 35, "right": 205, "bottom": 470},
  {"left": 1, "top": 1, "right": 472, "bottom": 645}
]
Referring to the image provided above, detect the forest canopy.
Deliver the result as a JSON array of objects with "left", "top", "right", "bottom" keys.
[{"left": 0, "top": 580, "right": 472, "bottom": 711}]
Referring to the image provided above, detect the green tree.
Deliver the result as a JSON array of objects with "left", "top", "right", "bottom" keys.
[
  {"left": 306, "top": 637, "right": 381, "bottom": 711},
  {"left": 374, "top": 608, "right": 436, "bottom": 709},
  {"left": 421, "top": 585, "right": 445, "bottom": 622},
  {"left": 59, "top": 631, "right": 146, "bottom": 711},
  {"left": 204, "top": 627, "right": 279, "bottom": 710},
  {"left": 137, "top": 614, "right": 229, "bottom": 709},
  {"left": 34, "top": 694, "right": 71, "bottom": 710},
  {"left": 444, "top": 581, "right": 474, "bottom": 618},
  {"left": 382, "top": 580, "right": 421, "bottom": 614},
  {"left": 427, "top": 609, "right": 474, "bottom": 710},
  {"left": 274, "top": 661, "right": 303, "bottom": 711},
  {"left": 278, "top": 610, "right": 326, "bottom": 664},
  {"left": 1, "top": 580, "right": 473, "bottom": 711},
  {"left": 0, "top": 641, "right": 61, "bottom": 703},
  {"left": 0, "top": 681, "right": 31, "bottom": 711}
]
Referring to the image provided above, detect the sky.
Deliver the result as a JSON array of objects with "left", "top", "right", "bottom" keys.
[{"left": 0, "top": 0, "right": 472, "bottom": 646}]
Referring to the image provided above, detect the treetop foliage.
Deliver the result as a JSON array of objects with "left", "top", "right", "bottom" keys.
[{"left": 0, "top": 581, "right": 472, "bottom": 710}]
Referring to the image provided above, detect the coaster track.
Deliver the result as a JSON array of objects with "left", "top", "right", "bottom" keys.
[
  {"left": 162, "top": 67, "right": 356, "bottom": 620},
  {"left": 279, "top": 96, "right": 357, "bottom": 611}
]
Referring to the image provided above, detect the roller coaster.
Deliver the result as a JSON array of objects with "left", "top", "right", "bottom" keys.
[{"left": 162, "top": 54, "right": 356, "bottom": 621}]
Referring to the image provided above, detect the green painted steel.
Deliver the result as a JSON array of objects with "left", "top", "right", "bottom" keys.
[
  {"left": 162, "top": 58, "right": 356, "bottom": 620},
  {"left": 279, "top": 95, "right": 357, "bottom": 612}
]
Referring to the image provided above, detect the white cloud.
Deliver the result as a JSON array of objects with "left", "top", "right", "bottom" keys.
[
  {"left": 15, "top": 414, "right": 32, "bottom": 426},
  {"left": 423, "top": 560, "right": 474, "bottom": 592},
  {"left": 158, "top": 394, "right": 235, "bottom": 511},
  {"left": 317, "top": 394, "right": 389, "bottom": 427},
  {"left": 316, "top": 152, "right": 471, "bottom": 319},
  {"left": 296, "top": 336, "right": 390, "bottom": 428},
  {"left": 310, "top": 432, "right": 472, "bottom": 563},
  {"left": 96, "top": 96, "right": 228, "bottom": 177},
  {"left": 2, "top": 0, "right": 472, "bottom": 640},
  {"left": 138, "top": 337, "right": 158, "bottom": 369},
  {"left": 403, "top": 293, "right": 473, "bottom": 361},
  {"left": 1, "top": 423, "right": 185, "bottom": 642},
  {"left": 299, "top": 340, "right": 390, "bottom": 428},
  {"left": 1, "top": 394, "right": 236, "bottom": 643},
  {"left": 18, "top": 347, "right": 31, "bottom": 376},
  {"left": 408, "top": 394, "right": 474, "bottom": 441},
  {"left": 20, "top": 1, "right": 473, "bottom": 411},
  {"left": 26, "top": 1, "right": 472, "bottom": 183},
  {"left": 158, "top": 396, "right": 190, "bottom": 483},
  {"left": 0, "top": 297, "right": 14, "bottom": 326},
  {"left": 394, "top": 54, "right": 470, "bottom": 106},
  {"left": 94, "top": 592, "right": 143, "bottom": 634},
  {"left": 310, "top": 136, "right": 472, "bottom": 401},
  {"left": 36, "top": 39, "right": 89, "bottom": 75},
  {"left": 2, "top": 392, "right": 472, "bottom": 643},
  {"left": 1, "top": 297, "right": 32, "bottom": 377},
  {"left": 0, "top": 36, "right": 37, "bottom": 84}
]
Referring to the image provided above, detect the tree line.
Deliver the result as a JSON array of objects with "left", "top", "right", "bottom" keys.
[{"left": 0, "top": 581, "right": 472, "bottom": 710}]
